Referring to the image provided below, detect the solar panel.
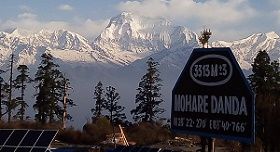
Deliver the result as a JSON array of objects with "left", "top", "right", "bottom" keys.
[
  {"left": 0, "top": 146, "right": 17, "bottom": 152},
  {"left": 6, "top": 130, "right": 28, "bottom": 146},
  {"left": 0, "top": 130, "right": 13, "bottom": 145},
  {"left": 35, "top": 130, "right": 57, "bottom": 147},
  {"left": 20, "top": 130, "right": 42, "bottom": 146},
  {"left": 0, "top": 129, "right": 57, "bottom": 152},
  {"left": 15, "top": 147, "right": 32, "bottom": 152},
  {"left": 31, "top": 147, "right": 48, "bottom": 152}
]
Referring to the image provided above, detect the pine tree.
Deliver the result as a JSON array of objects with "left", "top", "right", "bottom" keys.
[
  {"left": 249, "top": 50, "right": 280, "bottom": 151},
  {"left": 7, "top": 54, "right": 14, "bottom": 122},
  {"left": 249, "top": 51, "right": 272, "bottom": 94},
  {"left": 0, "top": 77, "right": 3, "bottom": 120},
  {"left": 13, "top": 65, "right": 31, "bottom": 120},
  {"left": 60, "top": 77, "right": 75, "bottom": 129},
  {"left": 0, "top": 70, "right": 4, "bottom": 119},
  {"left": 103, "top": 86, "right": 126, "bottom": 148},
  {"left": 268, "top": 60, "right": 280, "bottom": 150},
  {"left": 270, "top": 60, "right": 280, "bottom": 99},
  {"left": 34, "top": 53, "right": 69, "bottom": 124},
  {"left": 131, "top": 57, "right": 164, "bottom": 122},
  {"left": 0, "top": 75, "right": 9, "bottom": 120},
  {"left": 91, "top": 81, "right": 105, "bottom": 119},
  {"left": 104, "top": 86, "right": 126, "bottom": 124}
]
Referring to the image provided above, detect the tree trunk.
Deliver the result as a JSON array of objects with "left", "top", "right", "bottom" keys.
[
  {"left": 0, "top": 82, "right": 2, "bottom": 120},
  {"left": 110, "top": 95, "right": 116, "bottom": 148},
  {"left": 63, "top": 81, "right": 67, "bottom": 129},
  {"left": 8, "top": 54, "right": 14, "bottom": 123},
  {"left": 20, "top": 78, "right": 24, "bottom": 120}
]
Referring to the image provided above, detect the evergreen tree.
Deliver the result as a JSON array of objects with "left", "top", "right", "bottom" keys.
[
  {"left": 103, "top": 85, "right": 126, "bottom": 147},
  {"left": 13, "top": 65, "right": 31, "bottom": 120},
  {"left": 7, "top": 54, "right": 14, "bottom": 122},
  {"left": 249, "top": 50, "right": 280, "bottom": 151},
  {"left": 60, "top": 77, "right": 75, "bottom": 128},
  {"left": 34, "top": 53, "right": 69, "bottom": 124},
  {"left": 0, "top": 77, "right": 3, "bottom": 120},
  {"left": 91, "top": 81, "right": 105, "bottom": 119},
  {"left": 249, "top": 50, "right": 272, "bottom": 94},
  {"left": 0, "top": 76, "right": 9, "bottom": 120},
  {"left": 131, "top": 57, "right": 164, "bottom": 122},
  {"left": 104, "top": 86, "right": 126, "bottom": 124},
  {"left": 270, "top": 60, "right": 280, "bottom": 99},
  {"left": 268, "top": 60, "right": 280, "bottom": 151},
  {"left": 0, "top": 70, "right": 5, "bottom": 119}
]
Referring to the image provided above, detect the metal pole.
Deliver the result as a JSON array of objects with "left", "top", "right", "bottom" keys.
[
  {"left": 211, "top": 138, "right": 215, "bottom": 152},
  {"left": 201, "top": 137, "right": 206, "bottom": 152},
  {"left": 208, "top": 138, "right": 215, "bottom": 152}
]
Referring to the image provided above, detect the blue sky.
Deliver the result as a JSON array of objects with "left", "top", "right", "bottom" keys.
[{"left": 0, "top": 0, "right": 279, "bottom": 41}]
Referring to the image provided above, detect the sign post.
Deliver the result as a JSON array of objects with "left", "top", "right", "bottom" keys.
[{"left": 171, "top": 47, "right": 255, "bottom": 143}]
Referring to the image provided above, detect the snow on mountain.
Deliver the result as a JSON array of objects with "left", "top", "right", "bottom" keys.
[
  {"left": 0, "top": 29, "right": 123, "bottom": 67},
  {"left": 2, "top": 12, "right": 277, "bottom": 71},
  {"left": 92, "top": 12, "right": 199, "bottom": 65},
  {"left": 0, "top": 13, "right": 279, "bottom": 71},
  {"left": 212, "top": 31, "right": 280, "bottom": 69}
]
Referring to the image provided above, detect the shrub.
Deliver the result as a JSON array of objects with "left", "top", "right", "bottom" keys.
[
  {"left": 83, "top": 117, "right": 113, "bottom": 143},
  {"left": 57, "top": 128, "right": 94, "bottom": 145},
  {"left": 127, "top": 122, "right": 171, "bottom": 145}
]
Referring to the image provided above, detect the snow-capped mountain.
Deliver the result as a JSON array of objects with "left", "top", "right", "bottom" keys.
[
  {"left": 212, "top": 31, "right": 280, "bottom": 69},
  {"left": 92, "top": 12, "right": 199, "bottom": 65},
  {"left": 0, "top": 12, "right": 279, "bottom": 127},
  {"left": 0, "top": 29, "right": 118, "bottom": 67},
  {"left": 1, "top": 12, "right": 279, "bottom": 70}
]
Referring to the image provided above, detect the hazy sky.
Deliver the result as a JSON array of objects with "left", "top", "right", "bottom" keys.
[{"left": 0, "top": 0, "right": 279, "bottom": 41}]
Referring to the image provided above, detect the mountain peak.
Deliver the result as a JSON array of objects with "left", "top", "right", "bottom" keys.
[
  {"left": 9, "top": 28, "right": 22, "bottom": 37},
  {"left": 108, "top": 12, "right": 134, "bottom": 26},
  {"left": 8, "top": 28, "right": 37, "bottom": 37},
  {"left": 108, "top": 12, "right": 172, "bottom": 29},
  {"left": 38, "top": 29, "right": 51, "bottom": 34},
  {"left": 92, "top": 12, "right": 198, "bottom": 65},
  {"left": 265, "top": 31, "right": 279, "bottom": 39},
  {"left": 120, "top": 11, "right": 132, "bottom": 17}
]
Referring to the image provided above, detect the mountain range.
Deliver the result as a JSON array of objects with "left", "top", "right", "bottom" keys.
[{"left": 0, "top": 12, "right": 279, "bottom": 127}]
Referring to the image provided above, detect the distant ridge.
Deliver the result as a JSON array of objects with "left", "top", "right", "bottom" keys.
[{"left": 0, "top": 12, "right": 279, "bottom": 70}]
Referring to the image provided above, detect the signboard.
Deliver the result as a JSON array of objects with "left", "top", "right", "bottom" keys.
[{"left": 171, "top": 47, "right": 255, "bottom": 143}]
